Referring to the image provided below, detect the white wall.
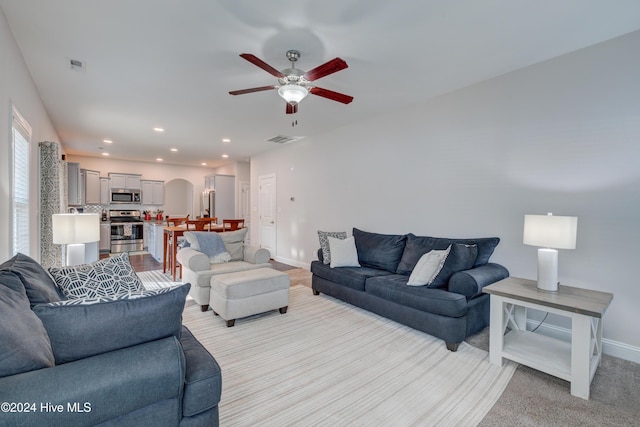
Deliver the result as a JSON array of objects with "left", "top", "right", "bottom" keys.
[
  {"left": 0, "top": 8, "right": 59, "bottom": 261},
  {"left": 251, "top": 32, "right": 640, "bottom": 356}
]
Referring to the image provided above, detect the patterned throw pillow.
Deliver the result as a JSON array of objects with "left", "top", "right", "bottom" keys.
[
  {"left": 317, "top": 231, "right": 348, "bottom": 265},
  {"left": 48, "top": 252, "right": 143, "bottom": 299}
]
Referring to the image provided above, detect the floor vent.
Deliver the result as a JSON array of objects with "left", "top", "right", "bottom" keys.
[{"left": 266, "top": 135, "right": 304, "bottom": 144}]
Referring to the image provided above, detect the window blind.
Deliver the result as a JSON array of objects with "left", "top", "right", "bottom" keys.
[{"left": 12, "top": 106, "right": 32, "bottom": 256}]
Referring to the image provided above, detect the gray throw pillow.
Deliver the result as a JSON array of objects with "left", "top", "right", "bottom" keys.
[
  {"left": 48, "top": 252, "right": 143, "bottom": 299},
  {"left": 0, "top": 253, "right": 64, "bottom": 305},
  {"left": 430, "top": 244, "right": 478, "bottom": 288},
  {"left": 0, "top": 270, "right": 55, "bottom": 377},
  {"left": 218, "top": 228, "right": 248, "bottom": 261},
  {"left": 317, "top": 231, "right": 348, "bottom": 265},
  {"left": 33, "top": 283, "right": 190, "bottom": 364}
]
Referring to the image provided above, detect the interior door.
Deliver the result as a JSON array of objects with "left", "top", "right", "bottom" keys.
[{"left": 258, "top": 174, "right": 276, "bottom": 256}]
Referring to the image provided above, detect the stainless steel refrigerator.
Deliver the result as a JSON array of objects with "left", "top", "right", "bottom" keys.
[{"left": 202, "top": 175, "right": 235, "bottom": 220}]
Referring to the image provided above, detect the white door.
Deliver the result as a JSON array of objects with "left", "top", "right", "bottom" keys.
[
  {"left": 240, "top": 181, "right": 251, "bottom": 245},
  {"left": 258, "top": 174, "right": 276, "bottom": 256}
]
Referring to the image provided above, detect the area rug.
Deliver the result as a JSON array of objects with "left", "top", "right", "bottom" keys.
[
  {"left": 182, "top": 285, "right": 517, "bottom": 426},
  {"left": 136, "top": 270, "right": 181, "bottom": 290}
]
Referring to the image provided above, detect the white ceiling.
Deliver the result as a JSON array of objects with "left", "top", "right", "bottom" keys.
[{"left": 2, "top": 0, "right": 639, "bottom": 168}]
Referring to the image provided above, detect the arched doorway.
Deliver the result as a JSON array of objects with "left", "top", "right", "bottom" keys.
[{"left": 164, "top": 179, "right": 194, "bottom": 218}]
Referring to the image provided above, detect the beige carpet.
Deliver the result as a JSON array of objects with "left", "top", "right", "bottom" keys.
[{"left": 182, "top": 285, "right": 516, "bottom": 426}]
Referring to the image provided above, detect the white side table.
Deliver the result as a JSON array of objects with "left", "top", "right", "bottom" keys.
[{"left": 483, "top": 277, "right": 613, "bottom": 400}]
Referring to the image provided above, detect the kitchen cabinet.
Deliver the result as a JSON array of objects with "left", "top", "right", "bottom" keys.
[
  {"left": 143, "top": 223, "right": 149, "bottom": 249},
  {"left": 142, "top": 180, "right": 164, "bottom": 205},
  {"left": 108, "top": 173, "right": 141, "bottom": 189},
  {"left": 83, "top": 169, "right": 101, "bottom": 205},
  {"left": 147, "top": 223, "right": 165, "bottom": 263},
  {"left": 67, "top": 162, "right": 83, "bottom": 206},
  {"left": 100, "top": 177, "right": 110, "bottom": 204},
  {"left": 99, "top": 223, "right": 111, "bottom": 252}
]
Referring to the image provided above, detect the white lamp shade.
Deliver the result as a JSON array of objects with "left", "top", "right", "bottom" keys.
[
  {"left": 52, "top": 213, "right": 100, "bottom": 244},
  {"left": 278, "top": 84, "right": 309, "bottom": 105},
  {"left": 523, "top": 214, "right": 577, "bottom": 249}
]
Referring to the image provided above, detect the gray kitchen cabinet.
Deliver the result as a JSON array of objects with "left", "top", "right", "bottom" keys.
[
  {"left": 83, "top": 169, "right": 101, "bottom": 205},
  {"left": 100, "top": 177, "right": 110, "bottom": 204},
  {"left": 142, "top": 180, "right": 164, "bottom": 205},
  {"left": 67, "top": 162, "right": 83, "bottom": 206},
  {"left": 108, "top": 173, "right": 141, "bottom": 189}
]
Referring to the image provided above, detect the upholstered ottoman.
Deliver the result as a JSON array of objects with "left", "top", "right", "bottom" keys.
[{"left": 209, "top": 268, "right": 290, "bottom": 327}]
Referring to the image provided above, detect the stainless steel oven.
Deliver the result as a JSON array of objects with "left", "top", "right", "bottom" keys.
[{"left": 109, "top": 210, "right": 144, "bottom": 253}]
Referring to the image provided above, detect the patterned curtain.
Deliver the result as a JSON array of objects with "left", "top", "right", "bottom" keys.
[{"left": 39, "top": 141, "right": 65, "bottom": 268}]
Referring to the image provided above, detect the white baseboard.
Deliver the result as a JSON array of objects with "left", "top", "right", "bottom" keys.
[
  {"left": 527, "top": 320, "right": 640, "bottom": 364},
  {"left": 272, "top": 255, "right": 311, "bottom": 271}
]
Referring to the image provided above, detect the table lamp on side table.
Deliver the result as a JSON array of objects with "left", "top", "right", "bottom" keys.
[
  {"left": 52, "top": 211, "right": 100, "bottom": 266},
  {"left": 523, "top": 213, "right": 578, "bottom": 292}
]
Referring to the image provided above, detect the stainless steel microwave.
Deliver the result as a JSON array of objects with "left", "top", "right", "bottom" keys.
[{"left": 110, "top": 189, "right": 141, "bottom": 204}]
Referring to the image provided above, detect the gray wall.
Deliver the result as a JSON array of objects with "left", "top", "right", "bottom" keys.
[
  {"left": 0, "top": 8, "right": 59, "bottom": 262},
  {"left": 250, "top": 31, "right": 640, "bottom": 357}
]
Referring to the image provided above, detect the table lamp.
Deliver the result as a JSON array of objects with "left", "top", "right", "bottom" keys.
[
  {"left": 523, "top": 213, "right": 578, "bottom": 292},
  {"left": 52, "top": 211, "right": 100, "bottom": 266}
]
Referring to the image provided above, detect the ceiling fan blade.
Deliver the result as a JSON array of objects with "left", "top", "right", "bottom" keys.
[
  {"left": 285, "top": 103, "right": 298, "bottom": 114},
  {"left": 303, "top": 58, "right": 348, "bottom": 81},
  {"left": 229, "top": 85, "right": 277, "bottom": 95},
  {"left": 239, "top": 53, "right": 285, "bottom": 78},
  {"left": 310, "top": 87, "right": 354, "bottom": 104}
]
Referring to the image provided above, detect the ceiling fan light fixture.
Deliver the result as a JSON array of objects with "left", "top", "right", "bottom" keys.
[{"left": 278, "top": 84, "right": 308, "bottom": 105}]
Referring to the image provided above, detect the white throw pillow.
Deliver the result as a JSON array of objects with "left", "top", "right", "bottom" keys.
[
  {"left": 328, "top": 236, "right": 361, "bottom": 268},
  {"left": 406, "top": 246, "right": 451, "bottom": 286}
]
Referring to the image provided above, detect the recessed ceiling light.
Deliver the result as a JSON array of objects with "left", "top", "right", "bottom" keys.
[
  {"left": 170, "top": 148, "right": 178, "bottom": 152},
  {"left": 101, "top": 152, "right": 110, "bottom": 156},
  {"left": 222, "top": 138, "right": 231, "bottom": 143},
  {"left": 153, "top": 127, "right": 164, "bottom": 133},
  {"left": 156, "top": 158, "right": 163, "bottom": 161},
  {"left": 103, "top": 139, "right": 113, "bottom": 144},
  {"left": 201, "top": 162, "right": 207, "bottom": 166},
  {"left": 222, "top": 154, "right": 229, "bottom": 158}
]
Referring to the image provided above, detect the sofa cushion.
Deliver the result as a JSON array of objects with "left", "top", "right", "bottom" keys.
[
  {"left": 328, "top": 236, "right": 361, "bottom": 268},
  {"left": 317, "top": 230, "right": 348, "bottom": 265},
  {"left": 180, "top": 326, "right": 222, "bottom": 416},
  {"left": 219, "top": 228, "right": 248, "bottom": 261},
  {"left": 0, "top": 253, "right": 64, "bottom": 305},
  {"left": 396, "top": 234, "right": 499, "bottom": 275},
  {"left": 311, "top": 261, "right": 393, "bottom": 292},
  {"left": 406, "top": 246, "right": 450, "bottom": 287},
  {"left": 33, "top": 283, "right": 190, "bottom": 364},
  {"left": 0, "top": 270, "right": 55, "bottom": 377},
  {"left": 365, "top": 274, "right": 468, "bottom": 318},
  {"left": 430, "top": 244, "right": 478, "bottom": 288},
  {"left": 48, "top": 252, "right": 143, "bottom": 299},
  {"left": 353, "top": 228, "right": 407, "bottom": 272},
  {"left": 184, "top": 231, "right": 231, "bottom": 263}
]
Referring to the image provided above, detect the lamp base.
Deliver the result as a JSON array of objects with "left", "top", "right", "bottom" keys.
[
  {"left": 537, "top": 248, "right": 558, "bottom": 292},
  {"left": 66, "top": 243, "right": 86, "bottom": 266}
]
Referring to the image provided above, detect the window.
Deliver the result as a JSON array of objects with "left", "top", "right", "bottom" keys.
[{"left": 12, "top": 106, "right": 32, "bottom": 256}]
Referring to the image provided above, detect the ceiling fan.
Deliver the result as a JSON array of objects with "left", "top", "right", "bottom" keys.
[{"left": 229, "top": 50, "right": 354, "bottom": 114}]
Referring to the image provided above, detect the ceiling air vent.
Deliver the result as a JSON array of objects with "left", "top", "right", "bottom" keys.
[{"left": 266, "top": 135, "right": 304, "bottom": 144}]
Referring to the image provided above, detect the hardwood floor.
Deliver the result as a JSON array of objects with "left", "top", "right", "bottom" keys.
[
  {"left": 100, "top": 252, "right": 161, "bottom": 272},
  {"left": 101, "top": 252, "right": 305, "bottom": 276}
]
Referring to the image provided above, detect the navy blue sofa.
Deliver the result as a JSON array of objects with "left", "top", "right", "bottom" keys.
[
  {"left": 0, "top": 254, "right": 221, "bottom": 426},
  {"left": 311, "top": 228, "right": 509, "bottom": 351}
]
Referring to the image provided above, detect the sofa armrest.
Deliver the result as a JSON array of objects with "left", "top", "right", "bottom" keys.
[
  {"left": 177, "top": 247, "right": 211, "bottom": 272},
  {"left": 243, "top": 245, "right": 271, "bottom": 264},
  {"left": 448, "top": 263, "right": 509, "bottom": 299},
  {"left": 0, "top": 337, "right": 185, "bottom": 426}
]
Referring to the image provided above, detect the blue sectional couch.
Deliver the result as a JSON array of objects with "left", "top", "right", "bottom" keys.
[
  {"left": 0, "top": 253, "right": 221, "bottom": 426},
  {"left": 311, "top": 228, "right": 509, "bottom": 351}
]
